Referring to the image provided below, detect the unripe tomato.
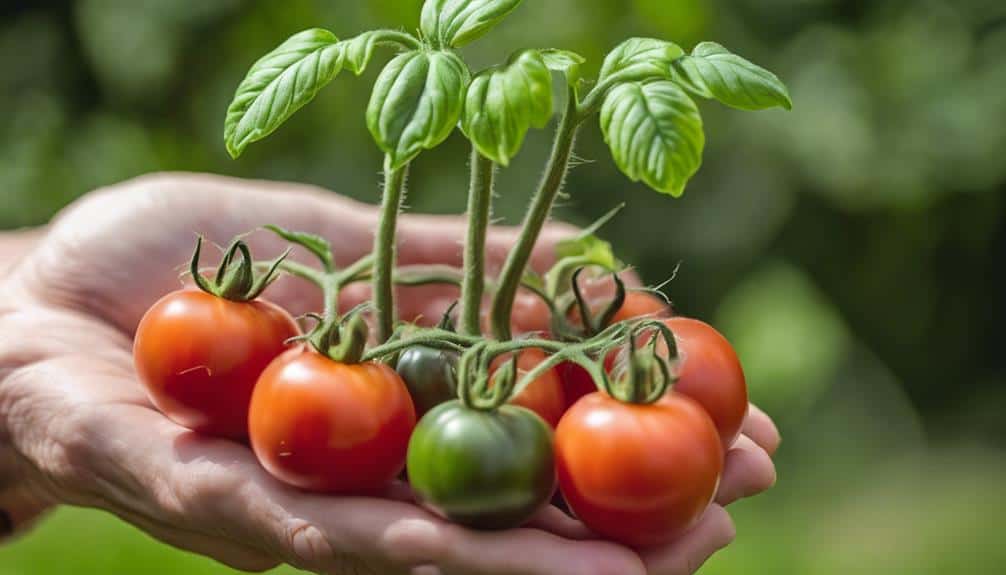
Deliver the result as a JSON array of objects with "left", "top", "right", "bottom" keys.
[
  {"left": 491, "top": 348, "right": 565, "bottom": 427},
  {"left": 407, "top": 400, "right": 556, "bottom": 529},
  {"left": 133, "top": 289, "right": 299, "bottom": 439},
  {"left": 396, "top": 346, "right": 457, "bottom": 416},
  {"left": 664, "top": 317, "right": 748, "bottom": 448},
  {"left": 555, "top": 392, "right": 723, "bottom": 548},
  {"left": 248, "top": 347, "right": 416, "bottom": 494}
]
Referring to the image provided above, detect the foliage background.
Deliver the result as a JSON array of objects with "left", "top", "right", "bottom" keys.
[{"left": 2, "top": 0, "right": 1004, "bottom": 573}]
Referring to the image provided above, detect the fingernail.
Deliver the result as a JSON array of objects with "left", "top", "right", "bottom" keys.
[{"left": 291, "top": 524, "right": 333, "bottom": 568}]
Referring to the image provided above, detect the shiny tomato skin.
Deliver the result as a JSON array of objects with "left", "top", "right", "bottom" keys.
[
  {"left": 610, "top": 291, "right": 672, "bottom": 323},
  {"left": 395, "top": 346, "right": 457, "bottom": 416},
  {"left": 407, "top": 400, "right": 556, "bottom": 529},
  {"left": 492, "top": 348, "right": 565, "bottom": 427},
  {"left": 133, "top": 289, "right": 299, "bottom": 439},
  {"left": 555, "top": 392, "right": 723, "bottom": 548},
  {"left": 664, "top": 317, "right": 749, "bottom": 448},
  {"left": 249, "top": 348, "right": 416, "bottom": 494},
  {"left": 557, "top": 361, "right": 598, "bottom": 410}
]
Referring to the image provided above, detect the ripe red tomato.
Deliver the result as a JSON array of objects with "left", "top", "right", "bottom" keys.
[
  {"left": 492, "top": 348, "right": 565, "bottom": 427},
  {"left": 610, "top": 291, "right": 672, "bottom": 323},
  {"left": 664, "top": 317, "right": 748, "bottom": 448},
  {"left": 248, "top": 347, "right": 416, "bottom": 493},
  {"left": 133, "top": 289, "right": 299, "bottom": 439},
  {"left": 555, "top": 392, "right": 723, "bottom": 548}
]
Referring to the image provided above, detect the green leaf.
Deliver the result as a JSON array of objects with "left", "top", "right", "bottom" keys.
[
  {"left": 339, "top": 31, "right": 381, "bottom": 75},
  {"left": 421, "top": 0, "right": 523, "bottom": 48},
  {"left": 598, "top": 37, "right": 684, "bottom": 84},
  {"left": 672, "top": 42, "right": 792, "bottom": 111},
  {"left": 600, "top": 81, "right": 704, "bottom": 197},
  {"left": 540, "top": 48, "right": 585, "bottom": 86},
  {"left": 462, "top": 50, "right": 553, "bottom": 166},
  {"left": 555, "top": 234, "right": 618, "bottom": 271},
  {"left": 224, "top": 29, "right": 343, "bottom": 159},
  {"left": 264, "top": 225, "right": 334, "bottom": 271},
  {"left": 367, "top": 50, "right": 470, "bottom": 169}
]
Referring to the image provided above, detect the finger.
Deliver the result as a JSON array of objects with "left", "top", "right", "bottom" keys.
[
  {"left": 641, "top": 504, "right": 735, "bottom": 575},
  {"left": 715, "top": 435, "right": 777, "bottom": 506},
  {"left": 112, "top": 506, "right": 279, "bottom": 573},
  {"left": 524, "top": 504, "right": 596, "bottom": 540},
  {"left": 741, "top": 404, "right": 781, "bottom": 455}
]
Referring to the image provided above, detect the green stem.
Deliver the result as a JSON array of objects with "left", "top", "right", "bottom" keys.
[
  {"left": 374, "top": 155, "right": 409, "bottom": 343},
  {"left": 460, "top": 148, "right": 496, "bottom": 336},
  {"left": 489, "top": 86, "right": 582, "bottom": 340}
]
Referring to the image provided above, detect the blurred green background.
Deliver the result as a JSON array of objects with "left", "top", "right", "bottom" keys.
[{"left": 2, "top": 0, "right": 1004, "bottom": 573}]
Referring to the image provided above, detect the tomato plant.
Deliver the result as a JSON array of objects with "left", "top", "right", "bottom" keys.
[
  {"left": 556, "top": 391, "right": 723, "bottom": 547},
  {"left": 407, "top": 400, "right": 555, "bottom": 529},
  {"left": 133, "top": 239, "right": 298, "bottom": 439},
  {"left": 126, "top": 0, "right": 792, "bottom": 540},
  {"left": 249, "top": 342, "right": 416, "bottom": 493}
]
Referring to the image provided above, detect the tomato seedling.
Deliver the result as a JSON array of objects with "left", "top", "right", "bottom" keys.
[{"left": 138, "top": 0, "right": 791, "bottom": 534}]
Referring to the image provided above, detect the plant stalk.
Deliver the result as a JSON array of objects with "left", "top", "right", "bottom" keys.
[
  {"left": 489, "top": 86, "right": 581, "bottom": 340},
  {"left": 374, "top": 155, "right": 409, "bottom": 343},
  {"left": 460, "top": 147, "right": 496, "bottom": 336}
]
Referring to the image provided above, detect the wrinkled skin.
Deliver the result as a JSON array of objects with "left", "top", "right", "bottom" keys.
[{"left": 0, "top": 173, "right": 778, "bottom": 574}]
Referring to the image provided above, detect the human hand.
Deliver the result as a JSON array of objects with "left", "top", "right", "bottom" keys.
[{"left": 0, "top": 173, "right": 778, "bottom": 574}]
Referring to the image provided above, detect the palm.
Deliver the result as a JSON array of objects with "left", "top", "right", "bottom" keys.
[{"left": 1, "top": 173, "right": 777, "bottom": 575}]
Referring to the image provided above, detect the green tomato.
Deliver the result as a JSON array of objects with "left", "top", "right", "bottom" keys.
[
  {"left": 406, "top": 400, "right": 556, "bottom": 529},
  {"left": 396, "top": 346, "right": 457, "bottom": 416}
]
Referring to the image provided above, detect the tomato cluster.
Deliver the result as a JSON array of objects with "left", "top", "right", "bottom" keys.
[{"left": 133, "top": 244, "right": 748, "bottom": 548}]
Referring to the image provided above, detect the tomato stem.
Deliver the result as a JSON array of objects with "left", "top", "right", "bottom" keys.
[
  {"left": 460, "top": 147, "right": 496, "bottom": 336},
  {"left": 489, "top": 85, "right": 582, "bottom": 340},
  {"left": 374, "top": 155, "right": 410, "bottom": 343}
]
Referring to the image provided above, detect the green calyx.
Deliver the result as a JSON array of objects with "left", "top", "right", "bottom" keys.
[
  {"left": 606, "top": 319, "right": 679, "bottom": 405},
  {"left": 189, "top": 236, "right": 287, "bottom": 302},
  {"left": 303, "top": 309, "right": 370, "bottom": 364}
]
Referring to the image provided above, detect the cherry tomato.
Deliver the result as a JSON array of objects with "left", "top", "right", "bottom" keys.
[
  {"left": 611, "top": 291, "right": 672, "bottom": 322},
  {"left": 396, "top": 346, "right": 457, "bottom": 416},
  {"left": 407, "top": 400, "right": 556, "bottom": 529},
  {"left": 248, "top": 347, "right": 416, "bottom": 493},
  {"left": 555, "top": 392, "right": 723, "bottom": 547},
  {"left": 133, "top": 289, "right": 299, "bottom": 439},
  {"left": 664, "top": 317, "right": 748, "bottom": 448},
  {"left": 491, "top": 348, "right": 565, "bottom": 427}
]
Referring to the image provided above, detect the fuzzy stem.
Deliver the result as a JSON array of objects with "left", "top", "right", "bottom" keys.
[
  {"left": 489, "top": 86, "right": 581, "bottom": 340},
  {"left": 374, "top": 155, "right": 409, "bottom": 343},
  {"left": 460, "top": 147, "right": 496, "bottom": 336}
]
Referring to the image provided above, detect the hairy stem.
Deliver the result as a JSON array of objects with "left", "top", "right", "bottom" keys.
[
  {"left": 374, "top": 155, "right": 409, "bottom": 343},
  {"left": 489, "top": 86, "right": 581, "bottom": 340},
  {"left": 460, "top": 148, "right": 496, "bottom": 336}
]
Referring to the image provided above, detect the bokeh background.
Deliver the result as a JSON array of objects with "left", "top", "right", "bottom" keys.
[{"left": 2, "top": 0, "right": 1004, "bottom": 573}]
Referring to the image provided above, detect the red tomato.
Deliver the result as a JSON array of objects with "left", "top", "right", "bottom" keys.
[
  {"left": 248, "top": 347, "right": 416, "bottom": 494},
  {"left": 491, "top": 349, "right": 565, "bottom": 427},
  {"left": 609, "top": 291, "right": 672, "bottom": 323},
  {"left": 557, "top": 361, "right": 598, "bottom": 409},
  {"left": 664, "top": 317, "right": 748, "bottom": 448},
  {"left": 133, "top": 289, "right": 299, "bottom": 439},
  {"left": 555, "top": 392, "right": 723, "bottom": 548}
]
